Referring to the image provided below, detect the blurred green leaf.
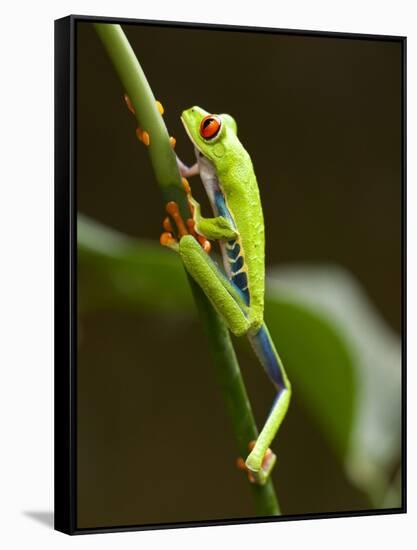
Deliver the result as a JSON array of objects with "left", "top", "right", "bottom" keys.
[
  {"left": 78, "top": 216, "right": 401, "bottom": 505},
  {"left": 262, "top": 290, "right": 355, "bottom": 462},
  {"left": 78, "top": 215, "right": 194, "bottom": 315},
  {"left": 266, "top": 266, "right": 401, "bottom": 505}
]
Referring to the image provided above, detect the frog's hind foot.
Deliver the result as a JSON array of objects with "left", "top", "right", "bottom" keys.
[{"left": 236, "top": 441, "right": 277, "bottom": 486}]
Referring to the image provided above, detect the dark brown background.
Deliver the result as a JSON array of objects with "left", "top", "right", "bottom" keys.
[{"left": 76, "top": 21, "right": 402, "bottom": 528}]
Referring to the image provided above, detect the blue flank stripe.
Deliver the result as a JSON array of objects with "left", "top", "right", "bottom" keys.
[
  {"left": 227, "top": 242, "right": 240, "bottom": 260},
  {"left": 250, "top": 325, "right": 286, "bottom": 389},
  {"left": 239, "top": 287, "right": 250, "bottom": 304},
  {"left": 214, "top": 191, "right": 232, "bottom": 221},
  {"left": 231, "top": 255, "right": 244, "bottom": 272},
  {"left": 232, "top": 271, "right": 248, "bottom": 289},
  {"left": 215, "top": 190, "right": 250, "bottom": 304},
  {"left": 232, "top": 271, "right": 250, "bottom": 304}
]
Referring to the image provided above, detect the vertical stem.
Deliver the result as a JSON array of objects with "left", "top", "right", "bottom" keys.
[
  {"left": 192, "top": 287, "right": 280, "bottom": 515},
  {"left": 94, "top": 23, "right": 188, "bottom": 218},
  {"left": 94, "top": 22, "right": 280, "bottom": 516}
]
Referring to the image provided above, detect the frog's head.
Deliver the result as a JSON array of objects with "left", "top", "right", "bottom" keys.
[{"left": 181, "top": 106, "right": 238, "bottom": 163}]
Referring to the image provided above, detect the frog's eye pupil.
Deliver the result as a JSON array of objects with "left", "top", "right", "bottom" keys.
[{"left": 200, "top": 115, "right": 221, "bottom": 139}]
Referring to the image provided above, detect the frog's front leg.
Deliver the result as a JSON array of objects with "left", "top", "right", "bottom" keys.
[
  {"left": 189, "top": 197, "right": 238, "bottom": 241},
  {"left": 176, "top": 156, "right": 200, "bottom": 179}
]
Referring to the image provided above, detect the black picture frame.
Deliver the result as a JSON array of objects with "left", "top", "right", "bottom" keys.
[{"left": 55, "top": 14, "right": 407, "bottom": 535}]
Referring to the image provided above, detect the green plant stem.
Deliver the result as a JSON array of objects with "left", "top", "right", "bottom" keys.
[
  {"left": 94, "top": 22, "right": 280, "bottom": 516},
  {"left": 94, "top": 23, "right": 188, "bottom": 218},
  {"left": 192, "top": 288, "right": 280, "bottom": 515}
]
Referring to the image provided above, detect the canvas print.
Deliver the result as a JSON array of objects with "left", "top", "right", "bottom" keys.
[{"left": 60, "top": 17, "right": 404, "bottom": 532}]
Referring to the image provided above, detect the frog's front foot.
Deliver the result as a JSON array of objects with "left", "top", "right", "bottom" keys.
[
  {"left": 236, "top": 441, "right": 277, "bottom": 485},
  {"left": 123, "top": 94, "right": 176, "bottom": 148},
  {"left": 160, "top": 178, "right": 211, "bottom": 253}
]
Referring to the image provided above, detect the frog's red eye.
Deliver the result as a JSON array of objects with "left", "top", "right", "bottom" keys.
[{"left": 200, "top": 115, "right": 221, "bottom": 140}]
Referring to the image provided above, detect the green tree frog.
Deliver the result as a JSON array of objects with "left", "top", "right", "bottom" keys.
[{"left": 161, "top": 106, "right": 291, "bottom": 485}]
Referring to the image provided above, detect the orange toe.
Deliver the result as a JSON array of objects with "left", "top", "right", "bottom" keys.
[{"left": 124, "top": 93, "right": 135, "bottom": 114}]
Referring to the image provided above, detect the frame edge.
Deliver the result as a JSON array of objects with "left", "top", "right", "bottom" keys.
[{"left": 54, "top": 15, "right": 76, "bottom": 535}]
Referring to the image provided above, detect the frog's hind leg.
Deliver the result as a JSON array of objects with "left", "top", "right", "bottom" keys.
[
  {"left": 179, "top": 235, "right": 251, "bottom": 337},
  {"left": 245, "top": 324, "right": 291, "bottom": 482}
]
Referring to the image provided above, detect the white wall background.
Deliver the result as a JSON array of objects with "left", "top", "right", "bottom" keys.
[{"left": 0, "top": 1, "right": 414, "bottom": 548}]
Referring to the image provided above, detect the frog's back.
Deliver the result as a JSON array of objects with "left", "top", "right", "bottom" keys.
[{"left": 219, "top": 157, "right": 265, "bottom": 333}]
